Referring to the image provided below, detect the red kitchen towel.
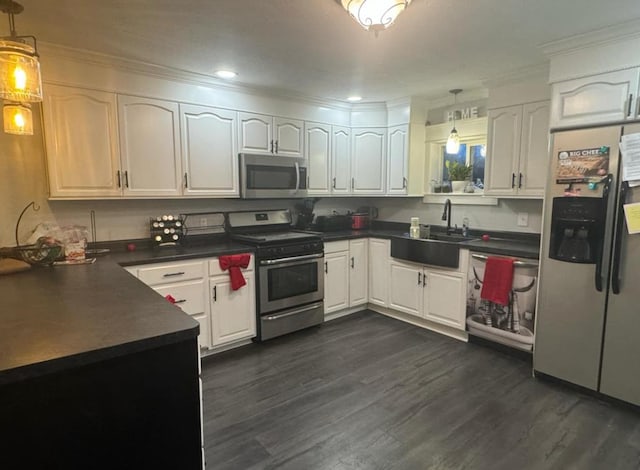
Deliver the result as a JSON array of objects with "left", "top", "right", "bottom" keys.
[
  {"left": 219, "top": 254, "right": 251, "bottom": 290},
  {"left": 480, "top": 256, "right": 514, "bottom": 306}
]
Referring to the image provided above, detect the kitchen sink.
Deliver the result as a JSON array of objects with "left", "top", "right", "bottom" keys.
[
  {"left": 426, "top": 233, "right": 479, "bottom": 243},
  {"left": 390, "top": 236, "right": 462, "bottom": 268}
]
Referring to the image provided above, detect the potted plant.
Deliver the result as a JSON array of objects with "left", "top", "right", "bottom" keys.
[{"left": 446, "top": 161, "right": 472, "bottom": 192}]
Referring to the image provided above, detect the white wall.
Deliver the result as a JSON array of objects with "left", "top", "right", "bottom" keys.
[{"left": 371, "top": 197, "right": 543, "bottom": 233}]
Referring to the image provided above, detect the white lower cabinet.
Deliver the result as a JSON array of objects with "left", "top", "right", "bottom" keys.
[
  {"left": 125, "top": 253, "right": 256, "bottom": 354},
  {"left": 324, "top": 239, "right": 369, "bottom": 315},
  {"left": 368, "top": 238, "right": 389, "bottom": 307},
  {"left": 209, "top": 272, "right": 256, "bottom": 346},
  {"left": 387, "top": 258, "right": 467, "bottom": 331}
]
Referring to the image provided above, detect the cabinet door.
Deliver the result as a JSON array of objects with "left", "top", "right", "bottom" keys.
[
  {"left": 368, "top": 238, "right": 389, "bottom": 307},
  {"left": 351, "top": 128, "right": 386, "bottom": 194},
  {"left": 518, "top": 101, "right": 550, "bottom": 197},
  {"left": 331, "top": 126, "right": 351, "bottom": 194},
  {"left": 238, "top": 112, "right": 272, "bottom": 154},
  {"left": 484, "top": 105, "right": 521, "bottom": 196},
  {"left": 349, "top": 239, "right": 368, "bottom": 307},
  {"left": 210, "top": 272, "right": 256, "bottom": 346},
  {"left": 386, "top": 125, "right": 409, "bottom": 195},
  {"left": 180, "top": 104, "right": 239, "bottom": 197},
  {"left": 388, "top": 260, "right": 423, "bottom": 318},
  {"left": 274, "top": 117, "right": 303, "bottom": 157},
  {"left": 305, "top": 122, "right": 331, "bottom": 195},
  {"left": 43, "top": 85, "right": 122, "bottom": 197},
  {"left": 550, "top": 69, "right": 640, "bottom": 128},
  {"left": 423, "top": 269, "right": 465, "bottom": 330},
  {"left": 118, "top": 95, "right": 182, "bottom": 197},
  {"left": 324, "top": 251, "right": 349, "bottom": 314}
]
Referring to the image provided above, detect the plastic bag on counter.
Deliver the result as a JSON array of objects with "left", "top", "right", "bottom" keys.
[{"left": 60, "top": 225, "right": 89, "bottom": 260}]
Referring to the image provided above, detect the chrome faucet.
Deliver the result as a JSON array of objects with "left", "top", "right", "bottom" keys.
[{"left": 442, "top": 198, "right": 453, "bottom": 234}]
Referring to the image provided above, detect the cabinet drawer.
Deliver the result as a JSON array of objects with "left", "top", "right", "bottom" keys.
[
  {"left": 324, "top": 240, "right": 349, "bottom": 254},
  {"left": 137, "top": 260, "right": 205, "bottom": 286},
  {"left": 208, "top": 254, "right": 254, "bottom": 277},
  {"left": 153, "top": 280, "right": 205, "bottom": 315}
]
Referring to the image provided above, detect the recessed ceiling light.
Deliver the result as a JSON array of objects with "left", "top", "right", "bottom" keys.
[
  {"left": 215, "top": 70, "right": 237, "bottom": 79},
  {"left": 347, "top": 96, "right": 362, "bottom": 102}
]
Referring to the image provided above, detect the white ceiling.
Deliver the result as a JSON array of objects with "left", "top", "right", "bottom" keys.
[{"left": 14, "top": 0, "right": 640, "bottom": 103}]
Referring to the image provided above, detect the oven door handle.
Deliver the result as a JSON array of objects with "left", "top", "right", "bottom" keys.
[
  {"left": 260, "top": 252, "right": 324, "bottom": 266},
  {"left": 263, "top": 303, "right": 323, "bottom": 321},
  {"left": 294, "top": 162, "right": 300, "bottom": 193}
]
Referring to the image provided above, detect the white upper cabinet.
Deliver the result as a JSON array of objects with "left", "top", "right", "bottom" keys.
[
  {"left": 274, "top": 117, "right": 304, "bottom": 157},
  {"left": 305, "top": 122, "right": 332, "bottom": 195},
  {"left": 238, "top": 112, "right": 303, "bottom": 157},
  {"left": 44, "top": 84, "right": 122, "bottom": 198},
  {"left": 518, "top": 101, "right": 551, "bottom": 196},
  {"left": 386, "top": 125, "right": 409, "bottom": 195},
  {"left": 118, "top": 95, "right": 182, "bottom": 197},
  {"left": 550, "top": 68, "right": 640, "bottom": 128},
  {"left": 485, "top": 101, "right": 550, "bottom": 198},
  {"left": 331, "top": 126, "right": 351, "bottom": 194},
  {"left": 238, "top": 112, "right": 272, "bottom": 154},
  {"left": 351, "top": 127, "right": 386, "bottom": 195},
  {"left": 180, "top": 104, "right": 239, "bottom": 197}
]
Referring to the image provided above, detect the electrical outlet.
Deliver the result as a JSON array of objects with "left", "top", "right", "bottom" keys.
[
  {"left": 517, "top": 212, "right": 529, "bottom": 227},
  {"left": 200, "top": 217, "right": 208, "bottom": 227}
]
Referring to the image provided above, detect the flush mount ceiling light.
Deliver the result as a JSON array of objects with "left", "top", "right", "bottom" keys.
[
  {"left": 0, "top": 0, "right": 42, "bottom": 102},
  {"left": 339, "top": 0, "right": 412, "bottom": 34},
  {"left": 3, "top": 101, "right": 32, "bottom": 135},
  {"left": 347, "top": 95, "right": 362, "bottom": 102},
  {"left": 446, "top": 89, "right": 462, "bottom": 155},
  {"left": 215, "top": 70, "right": 237, "bottom": 79}
]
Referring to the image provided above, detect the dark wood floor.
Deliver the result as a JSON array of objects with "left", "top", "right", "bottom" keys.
[{"left": 201, "top": 310, "right": 640, "bottom": 470}]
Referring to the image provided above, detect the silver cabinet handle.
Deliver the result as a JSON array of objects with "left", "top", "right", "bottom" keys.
[{"left": 163, "top": 272, "right": 185, "bottom": 277}]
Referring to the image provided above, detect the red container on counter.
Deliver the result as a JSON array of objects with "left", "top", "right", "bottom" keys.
[{"left": 351, "top": 213, "right": 370, "bottom": 230}]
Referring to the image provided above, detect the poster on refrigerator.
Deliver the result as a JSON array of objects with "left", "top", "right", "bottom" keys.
[{"left": 555, "top": 146, "right": 610, "bottom": 183}]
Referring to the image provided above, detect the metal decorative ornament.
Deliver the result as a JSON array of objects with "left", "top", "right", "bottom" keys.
[{"left": 339, "top": 0, "right": 412, "bottom": 34}]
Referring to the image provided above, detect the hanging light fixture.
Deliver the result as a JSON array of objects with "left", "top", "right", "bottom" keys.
[
  {"left": 3, "top": 101, "right": 32, "bottom": 134},
  {"left": 0, "top": 0, "right": 42, "bottom": 102},
  {"left": 446, "top": 89, "right": 462, "bottom": 155},
  {"left": 339, "top": 0, "right": 412, "bottom": 34}
]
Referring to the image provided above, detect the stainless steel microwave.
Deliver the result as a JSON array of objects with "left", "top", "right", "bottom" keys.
[{"left": 239, "top": 153, "right": 308, "bottom": 199}]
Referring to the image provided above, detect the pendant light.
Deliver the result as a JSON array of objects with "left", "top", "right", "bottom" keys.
[
  {"left": 3, "top": 101, "right": 32, "bottom": 134},
  {"left": 339, "top": 0, "right": 412, "bottom": 34},
  {"left": 0, "top": 0, "right": 42, "bottom": 102},
  {"left": 446, "top": 89, "right": 462, "bottom": 155}
]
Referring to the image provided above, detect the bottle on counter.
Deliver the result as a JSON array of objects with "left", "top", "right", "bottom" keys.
[{"left": 410, "top": 217, "right": 420, "bottom": 239}]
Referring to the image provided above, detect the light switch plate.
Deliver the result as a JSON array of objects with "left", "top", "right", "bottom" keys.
[{"left": 517, "top": 212, "right": 529, "bottom": 227}]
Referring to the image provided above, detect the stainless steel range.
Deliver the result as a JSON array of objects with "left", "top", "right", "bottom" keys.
[{"left": 228, "top": 209, "right": 324, "bottom": 341}]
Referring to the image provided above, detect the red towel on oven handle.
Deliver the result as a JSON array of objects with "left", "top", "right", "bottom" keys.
[
  {"left": 480, "top": 256, "right": 514, "bottom": 306},
  {"left": 218, "top": 254, "right": 251, "bottom": 290}
]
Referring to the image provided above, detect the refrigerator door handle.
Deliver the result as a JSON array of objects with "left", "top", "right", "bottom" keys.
[
  {"left": 611, "top": 180, "right": 629, "bottom": 295},
  {"left": 595, "top": 174, "right": 613, "bottom": 292}
]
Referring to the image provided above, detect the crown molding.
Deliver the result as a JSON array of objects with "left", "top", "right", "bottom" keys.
[
  {"left": 540, "top": 18, "right": 640, "bottom": 57},
  {"left": 38, "top": 42, "right": 354, "bottom": 111},
  {"left": 482, "top": 62, "right": 550, "bottom": 88}
]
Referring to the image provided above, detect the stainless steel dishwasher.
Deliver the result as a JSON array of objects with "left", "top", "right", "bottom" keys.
[{"left": 466, "top": 252, "right": 539, "bottom": 352}]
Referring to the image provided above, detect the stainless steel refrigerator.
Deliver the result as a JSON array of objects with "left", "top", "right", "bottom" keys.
[{"left": 534, "top": 123, "right": 640, "bottom": 406}]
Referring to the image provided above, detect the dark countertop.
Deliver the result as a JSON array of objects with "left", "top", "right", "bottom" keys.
[
  {"left": 320, "top": 228, "right": 541, "bottom": 259},
  {"left": 111, "top": 241, "right": 255, "bottom": 267},
  {"left": 0, "top": 238, "right": 257, "bottom": 386}
]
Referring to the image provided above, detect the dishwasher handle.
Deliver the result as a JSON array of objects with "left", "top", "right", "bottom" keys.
[{"left": 471, "top": 253, "right": 538, "bottom": 269}]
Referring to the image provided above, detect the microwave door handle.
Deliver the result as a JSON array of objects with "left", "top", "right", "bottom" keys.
[
  {"left": 611, "top": 180, "right": 629, "bottom": 294},
  {"left": 294, "top": 162, "right": 300, "bottom": 193}
]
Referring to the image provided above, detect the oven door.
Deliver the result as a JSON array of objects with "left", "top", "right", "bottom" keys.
[
  {"left": 258, "top": 253, "right": 324, "bottom": 314},
  {"left": 240, "top": 153, "right": 308, "bottom": 199}
]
